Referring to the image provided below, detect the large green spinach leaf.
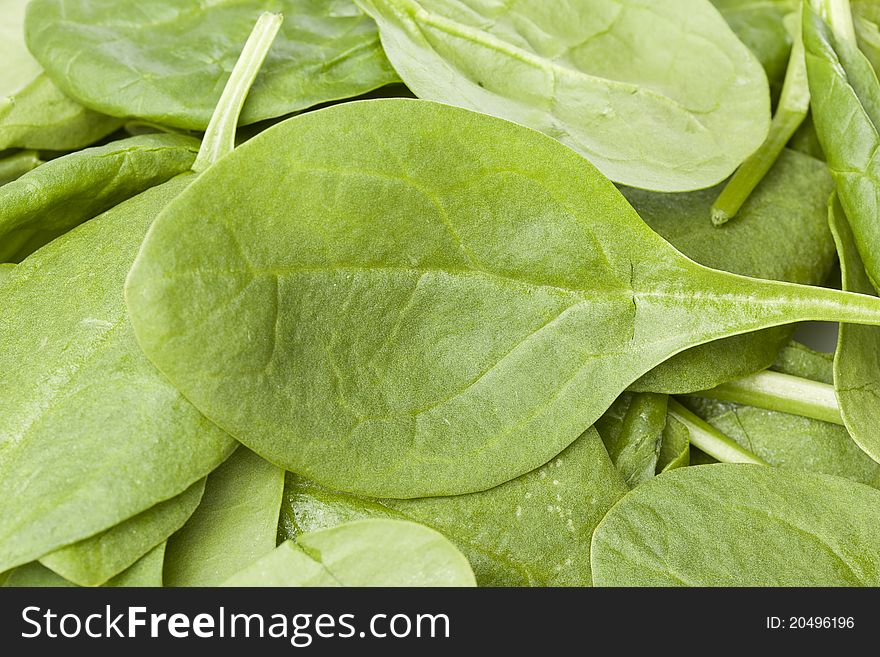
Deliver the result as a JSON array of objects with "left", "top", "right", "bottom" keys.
[
  {"left": 224, "top": 519, "right": 476, "bottom": 586},
  {"left": 39, "top": 479, "right": 205, "bottom": 587},
  {"left": 279, "top": 428, "right": 627, "bottom": 586},
  {"left": 0, "top": 0, "right": 120, "bottom": 150},
  {"left": 164, "top": 447, "right": 284, "bottom": 587},
  {"left": 619, "top": 149, "right": 835, "bottom": 393},
  {"left": 591, "top": 464, "right": 880, "bottom": 586},
  {"left": 126, "top": 99, "right": 880, "bottom": 498},
  {"left": 830, "top": 195, "right": 880, "bottom": 465},
  {"left": 354, "top": 0, "right": 770, "bottom": 192},
  {"left": 0, "top": 134, "right": 200, "bottom": 262},
  {"left": 26, "top": 0, "right": 398, "bottom": 131},
  {"left": 804, "top": 4, "right": 880, "bottom": 292}
]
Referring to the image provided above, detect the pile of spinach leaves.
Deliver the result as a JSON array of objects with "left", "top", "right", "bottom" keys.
[{"left": 3, "top": 0, "right": 880, "bottom": 588}]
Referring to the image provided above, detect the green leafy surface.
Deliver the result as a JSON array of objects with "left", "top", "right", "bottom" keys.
[
  {"left": 39, "top": 479, "right": 204, "bottom": 587},
  {"left": 3, "top": 543, "right": 165, "bottom": 587},
  {"left": 711, "top": 0, "right": 797, "bottom": 99},
  {"left": 0, "top": 178, "right": 237, "bottom": 573},
  {"left": 0, "top": 134, "right": 199, "bottom": 262},
  {"left": 279, "top": 428, "right": 627, "bottom": 586},
  {"left": 126, "top": 99, "right": 880, "bottom": 497},
  {"left": 853, "top": 0, "right": 880, "bottom": 74},
  {"left": 224, "top": 519, "right": 476, "bottom": 586},
  {"left": 592, "top": 464, "right": 880, "bottom": 585},
  {"left": 26, "top": 0, "right": 398, "bottom": 131},
  {"left": 0, "top": 150, "right": 40, "bottom": 187},
  {"left": 804, "top": 6, "right": 880, "bottom": 292},
  {"left": 0, "top": 0, "right": 120, "bottom": 150},
  {"left": 625, "top": 149, "right": 836, "bottom": 393},
  {"left": 164, "top": 447, "right": 284, "bottom": 587},
  {"left": 355, "top": 0, "right": 770, "bottom": 191},
  {"left": 773, "top": 339, "right": 833, "bottom": 382},
  {"left": 657, "top": 415, "right": 690, "bottom": 472},
  {"left": 595, "top": 393, "right": 666, "bottom": 486},
  {"left": 830, "top": 195, "right": 880, "bottom": 465}
]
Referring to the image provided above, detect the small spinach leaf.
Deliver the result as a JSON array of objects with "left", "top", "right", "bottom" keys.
[
  {"left": 592, "top": 464, "right": 880, "bottom": 586},
  {"left": 164, "top": 447, "right": 284, "bottom": 587},
  {"left": 26, "top": 0, "right": 398, "bottom": 131},
  {"left": 126, "top": 99, "right": 880, "bottom": 497},
  {"left": 657, "top": 415, "right": 690, "bottom": 472},
  {"left": 595, "top": 393, "right": 667, "bottom": 487},
  {"left": 355, "top": 0, "right": 770, "bottom": 191},
  {"left": 223, "top": 519, "right": 476, "bottom": 586}
]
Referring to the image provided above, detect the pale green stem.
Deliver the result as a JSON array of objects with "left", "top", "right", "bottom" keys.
[
  {"left": 667, "top": 399, "right": 769, "bottom": 465},
  {"left": 813, "top": 0, "right": 857, "bottom": 44},
  {"left": 0, "top": 150, "right": 42, "bottom": 186},
  {"left": 192, "top": 12, "right": 283, "bottom": 173},
  {"left": 688, "top": 371, "right": 843, "bottom": 425},
  {"left": 711, "top": 7, "right": 809, "bottom": 225}
]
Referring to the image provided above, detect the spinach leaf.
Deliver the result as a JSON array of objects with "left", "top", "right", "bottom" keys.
[
  {"left": 853, "top": 0, "right": 880, "bottom": 74},
  {"left": 773, "top": 339, "right": 833, "bottom": 382},
  {"left": 26, "top": 0, "right": 398, "bottom": 131},
  {"left": 0, "top": 150, "right": 41, "bottom": 187},
  {"left": 597, "top": 393, "right": 691, "bottom": 481},
  {"left": 625, "top": 149, "right": 835, "bottom": 394},
  {"left": 0, "top": 0, "right": 120, "bottom": 150},
  {"left": 279, "top": 428, "right": 627, "bottom": 586},
  {"left": 38, "top": 479, "right": 205, "bottom": 587},
  {"left": 164, "top": 447, "right": 284, "bottom": 587},
  {"left": 125, "top": 99, "right": 880, "bottom": 498},
  {"left": 591, "top": 464, "right": 880, "bottom": 586},
  {"left": 595, "top": 393, "right": 667, "bottom": 487},
  {"left": 354, "top": 0, "right": 770, "bottom": 192},
  {"left": 0, "top": 12, "right": 282, "bottom": 573},
  {"left": 657, "top": 415, "right": 690, "bottom": 472},
  {"left": 223, "top": 519, "right": 476, "bottom": 586},
  {"left": 830, "top": 194, "right": 880, "bottom": 465},
  {"left": 0, "top": 134, "right": 199, "bottom": 262},
  {"left": 804, "top": 4, "right": 880, "bottom": 292},
  {"left": 3, "top": 542, "right": 166, "bottom": 588},
  {"left": 711, "top": 0, "right": 797, "bottom": 99}
]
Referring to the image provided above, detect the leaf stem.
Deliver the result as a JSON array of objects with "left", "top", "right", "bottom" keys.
[
  {"left": 667, "top": 399, "right": 768, "bottom": 465},
  {"left": 688, "top": 371, "right": 843, "bottom": 426},
  {"left": 711, "top": 8, "right": 809, "bottom": 225},
  {"left": 192, "top": 12, "right": 283, "bottom": 173}
]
